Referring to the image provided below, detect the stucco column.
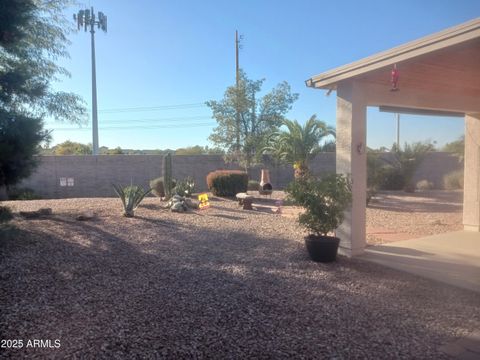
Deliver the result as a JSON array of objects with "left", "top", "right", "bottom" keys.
[
  {"left": 463, "top": 113, "right": 480, "bottom": 231},
  {"left": 336, "top": 82, "right": 367, "bottom": 256}
]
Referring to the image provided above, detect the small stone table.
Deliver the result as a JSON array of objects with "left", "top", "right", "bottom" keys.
[{"left": 235, "top": 193, "right": 254, "bottom": 210}]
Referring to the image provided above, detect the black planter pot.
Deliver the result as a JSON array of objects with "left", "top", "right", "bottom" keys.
[{"left": 305, "top": 235, "right": 340, "bottom": 262}]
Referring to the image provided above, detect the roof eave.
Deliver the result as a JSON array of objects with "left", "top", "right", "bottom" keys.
[{"left": 306, "top": 17, "right": 480, "bottom": 89}]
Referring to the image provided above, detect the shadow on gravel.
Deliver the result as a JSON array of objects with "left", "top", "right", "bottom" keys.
[
  {"left": 368, "top": 191, "right": 463, "bottom": 213},
  {"left": 1, "top": 214, "right": 478, "bottom": 359},
  {"left": 210, "top": 214, "right": 246, "bottom": 221}
]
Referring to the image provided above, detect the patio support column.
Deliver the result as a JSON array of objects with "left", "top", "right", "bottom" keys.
[
  {"left": 336, "top": 81, "right": 367, "bottom": 256},
  {"left": 463, "top": 113, "right": 480, "bottom": 231}
]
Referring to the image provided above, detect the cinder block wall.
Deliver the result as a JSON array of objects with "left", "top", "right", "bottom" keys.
[
  {"left": 19, "top": 152, "right": 460, "bottom": 199},
  {"left": 412, "top": 152, "right": 463, "bottom": 189},
  {"left": 20, "top": 154, "right": 335, "bottom": 198}
]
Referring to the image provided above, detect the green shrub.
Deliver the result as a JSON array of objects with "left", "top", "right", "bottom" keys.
[
  {"left": 368, "top": 152, "right": 405, "bottom": 191},
  {"left": 416, "top": 180, "right": 434, "bottom": 191},
  {"left": 7, "top": 187, "right": 41, "bottom": 200},
  {"left": 206, "top": 170, "right": 248, "bottom": 197},
  {"left": 0, "top": 206, "right": 13, "bottom": 223},
  {"left": 368, "top": 142, "right": 434, "bottom": 192},
  {"left": 113, "top": 184, "right": 152, "bottom": 217},
  {"left": 286, "top": 174, "right": 352, "bottom": 236},
  {"left": 443, "top": 170, "right": 464, "bottom": 190},
  {"left": 149, "top": 177, "right": 176, "bottom": 198},
  {"left": 375, "top": 166, "right": 405, "bottom": 190},
  {"left": 283, "top": 196, "right": 300, "bottom": 206},
  {"left": 247, "top": 180, "right": 260, "bottom": 191},
  {"left": 174, "top": 177, "right": 195, "bottom": 198}
]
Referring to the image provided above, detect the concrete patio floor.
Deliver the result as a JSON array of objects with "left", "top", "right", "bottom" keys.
[{"left": 361, "top": 231, "right": 480, "bottom": 293}]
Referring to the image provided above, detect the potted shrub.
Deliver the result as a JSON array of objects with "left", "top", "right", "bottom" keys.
[{"left": 286, "top": 173, "right": 352, "bottom": 262}]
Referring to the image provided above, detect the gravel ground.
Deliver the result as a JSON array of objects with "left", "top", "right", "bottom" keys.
[
  {"left": 1, "top": 195, "right": 478, "bottom": 359},
  {"left": 366, "top": 190, "right": 463, "bottom": 245},
  {"left": 252, "top": 189, "right": 463, "bottom": 245}
]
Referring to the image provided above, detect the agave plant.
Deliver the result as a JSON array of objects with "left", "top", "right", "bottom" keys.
[{"left": 112, "top": 184, "right": 152, "bottom": 217}]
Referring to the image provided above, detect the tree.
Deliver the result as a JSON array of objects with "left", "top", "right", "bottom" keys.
[
  {"left": 263, "top": 116, "right": 335, "bottom": 178},
  {"left": 175, "top": 145, "right": 207, "bottom": 156},
  {"left": 52, "top": 141, "right": 92, "bottom": 155},
  {"left": 175, "top": 145, "right": 224, "bottom": 155},
  {"left": 103, "top": 146, "right": 123, "bottom": 155},
  {"left": 206, "top": 71, "right": 298, "bottom": 168},
  {"left": 0, "top": 0, "right": 86, "bottom": 198},
  {"left": 0, "top": 111, "right": 48, "bottom": 192},
  {"left": 388, "top": 141, "right": 435, "bottom": 192},
  {"left": 108, "top": 147, "right": 123, "bottom": 155},
  {"left": 443, "top": 136, "right": 464, "bottom": 161}
]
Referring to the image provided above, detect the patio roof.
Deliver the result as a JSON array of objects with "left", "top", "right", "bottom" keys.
[
  {"left": 306, "top": 18, "right": 480, "bottom": 256},
  {"left": 305, "top": 17, "right": 480, "bottom": 93}
]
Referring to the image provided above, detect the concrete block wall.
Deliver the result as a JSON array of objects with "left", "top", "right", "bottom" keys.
[
  {"left": 412, "top": 152, "right": 463, "bottom": 189},
  {"left": 19, "top": 154, "right": 335, "bottom": 199},
  {"left": 19, "top": 152, "right": 460, "bottom": 199}
]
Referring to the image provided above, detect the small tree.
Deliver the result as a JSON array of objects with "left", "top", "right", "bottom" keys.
[
  {"left": 105, "top": 147, "right": 123, "bottom": 155},
  {"left": 53, "top": 141, "right": 92, "bottom": 155},
  {"left": 0, "top": 0, "right": 86, "bottom": 198},
  {"left": 443, "top": 136, "right": 464, "bottom": 162},
  {"left": 366, "top": 142, "right": 435, "bottom": 194},
  {"left": 263, "top": 116, "right": 335, "bottom": 178},
  {"left": 0, "top": 111, "right": 49, "bottom": 189},
  {"left": 175, "top": 145, "right": 224, "bottom": 155},
  {"left": 207, "top": 70, "right": 298, "bottom": 169}
]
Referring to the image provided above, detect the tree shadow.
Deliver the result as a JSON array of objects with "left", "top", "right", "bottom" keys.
[
  {"left": 368, "top": 191, "right": 463, "bottom": 213},
  {"left": 1, "top": 214, "right": 479, "bottom": 359},
  {"left": 210, "top": 214, "right": 246, "bottom": 221}
]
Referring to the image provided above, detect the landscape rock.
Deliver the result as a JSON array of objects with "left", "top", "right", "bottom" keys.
[
  {"left": 19, "top": 207, "right": 52, "bottom": 219},
  {"left": 76, "top": 211, "right": 95, "bottom": 221}
]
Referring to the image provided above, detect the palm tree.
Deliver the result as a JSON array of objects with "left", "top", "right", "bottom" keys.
[{"left": 264, "top": 115, "right": 335, "bottom": 178}]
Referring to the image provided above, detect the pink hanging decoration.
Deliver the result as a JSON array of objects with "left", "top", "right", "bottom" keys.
[{"left": 391, "top": 64, "right": 399, "bottom": 91}]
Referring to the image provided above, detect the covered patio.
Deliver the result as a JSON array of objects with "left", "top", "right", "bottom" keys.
[
  {"left": 306, "top": 18, "right": 480, "bottom": 255},
  {"left": 362, "top": 231, "right": 480, "bottom": 293},
  {"left": 306, "top": 18, "right": 480, "bottom": 291}
]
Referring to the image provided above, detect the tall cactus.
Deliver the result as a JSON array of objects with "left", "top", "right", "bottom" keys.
[{"left": 163, "top": 152, "right": 173, "bottom": 199}]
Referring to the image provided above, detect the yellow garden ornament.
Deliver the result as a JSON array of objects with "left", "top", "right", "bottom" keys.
[
  {"left": 293, "top": 162, "right": 301, "bottom": 170},
  {"left": 198, "top": 193, "right": 210, "bottom": 209}
]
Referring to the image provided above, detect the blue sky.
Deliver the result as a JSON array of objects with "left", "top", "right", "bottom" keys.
[{"left": 48, "top": 0, "right": 480, "bottom": 150}]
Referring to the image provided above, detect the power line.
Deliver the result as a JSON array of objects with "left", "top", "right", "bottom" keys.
[
  {"left": 95, "top": 116, "right": 212, "bottom": 124},
  {"left": 49, "top": 122, "right": 217, "bottom": 131},
  {"left": 45, "top": 115, "right": 213, "bottom": 125},
  {"left": 97, "top": 103, "right": 207, "bottom": 114}
]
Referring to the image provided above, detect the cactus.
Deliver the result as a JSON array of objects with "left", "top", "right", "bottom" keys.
[
  {"left": 174, "top": 177, "right": 195, "bottom": 198},
  {"left": 163, "top": 153, "right": 173, "bottom": 200}
]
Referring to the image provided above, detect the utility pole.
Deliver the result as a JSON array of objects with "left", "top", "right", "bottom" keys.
[
  {"left": 395, "top": 113, "right": 400, "bottom": 150},
  {"left": 235, "top": 30, "right": 241, "bottom": 152},
  {"left": 74, "top": 8, "right": 108, "bottom": 155}
]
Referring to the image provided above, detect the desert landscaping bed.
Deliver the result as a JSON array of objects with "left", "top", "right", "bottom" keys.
[
  {"left": 250, "top": 189, "right": 463, "bottom": 245},
  {"left": 366, "top": 190, "right": 463, "bottom": 245},
  {"left": 0, "top": 194, "right": 477, "bottom": 358}
]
